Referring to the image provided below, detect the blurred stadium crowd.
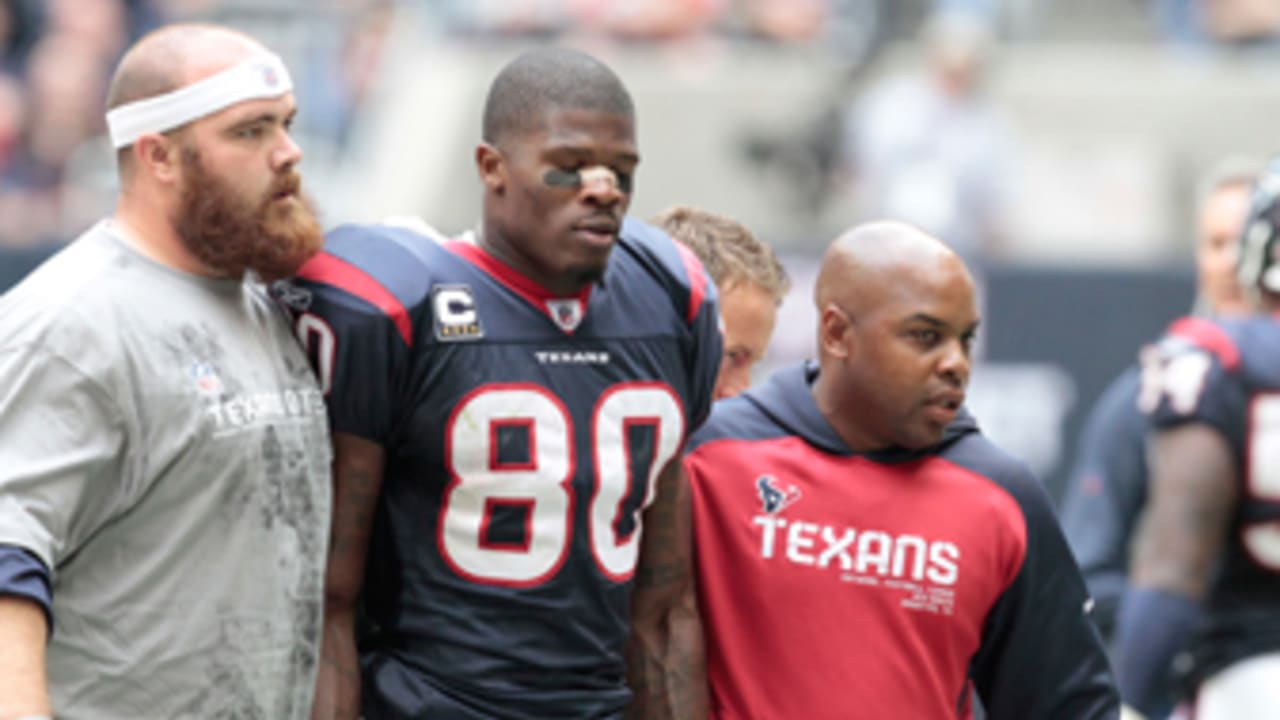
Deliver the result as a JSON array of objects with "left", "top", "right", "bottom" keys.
[
  {"left": 0, "top": 0, "right": 398, "bottom": 246},
  {"left": 5, "top": 0, "right": 1280, "bottom": 250}
]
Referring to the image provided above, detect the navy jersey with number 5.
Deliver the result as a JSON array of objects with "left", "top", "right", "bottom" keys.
[
  {"left": 1140, "top": 313, "right": 1280, "bottom": 685},
  {"left": 281, "top": 217, "right": 721, "bottom": 718}
]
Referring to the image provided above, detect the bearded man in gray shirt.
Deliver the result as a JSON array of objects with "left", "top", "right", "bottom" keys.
[{"left": 0, "top": 23, "right": 331, "bottom": 720}]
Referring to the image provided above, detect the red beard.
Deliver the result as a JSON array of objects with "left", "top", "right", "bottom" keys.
[{"left": 173, "top": 148, "right": 324, "bottom": 282}]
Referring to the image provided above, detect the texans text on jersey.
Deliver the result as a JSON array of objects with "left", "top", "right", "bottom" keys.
[{"left": 753, "top": 514, "right": 961, "bottom": 615}]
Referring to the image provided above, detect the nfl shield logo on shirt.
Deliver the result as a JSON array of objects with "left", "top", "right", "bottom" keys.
[
  {"left": 189, "top": 361, "right": 223, "bottom": 396},
  {"left": 546, "top": 298, "right": 585, "bottom": 333}
]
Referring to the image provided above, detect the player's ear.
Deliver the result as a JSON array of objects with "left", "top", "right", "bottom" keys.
[
  {"left": 133, "top": 132, "right": 183, "bottom": 185},
  {"left": 476, "top": 142, "right": 505, "bottom": 195},
  {"left": 818, "top": 303, "right": 854, "bottom": 360}
]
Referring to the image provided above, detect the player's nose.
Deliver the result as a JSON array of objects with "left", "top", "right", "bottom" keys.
[
  {"left": 937, "top": 338, "right": 970, "bottom": 387},
  {"left": 579, "top": 166, "right": 623, "bottom": 206},
  {"left": 271, "top": 129, "right": 303, "bottom": 171}
]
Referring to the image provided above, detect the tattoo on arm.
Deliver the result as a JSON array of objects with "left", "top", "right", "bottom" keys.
[
  {"left": 325, "top": 433, "right": 386, "bottom": 595},
  {"left": 626, "top": 459, "right": 708, "bottom": 719},
  {"left": 328, "top": 464, "right": 381, "bottom": 567},
  {"left": 634, "top": 469, "right": 686, "bottom": 590}
]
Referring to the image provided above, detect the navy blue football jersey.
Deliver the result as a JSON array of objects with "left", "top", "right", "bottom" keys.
[
  {"left": 1140, "top": 313, "right": 1280, "bottom": 684},
  {"left": 282, "top": 217, "right": 721, "bottom": 718},
  {"left": 686, "top": 362, "right": 1119, "bottom": 720},
  {"left": 1059, "top": 366, "right": 1148, "bottom": 640}
]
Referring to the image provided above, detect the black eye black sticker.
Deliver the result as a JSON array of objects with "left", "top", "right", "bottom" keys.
[{"left": 543, "top": 168, "right": 581, "bottom": 187}]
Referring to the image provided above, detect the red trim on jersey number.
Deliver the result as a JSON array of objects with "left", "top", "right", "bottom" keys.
[
  {"left": 1169, "top": 316, "right": 1241, "bottom": 371},
  {"left": 478, "top": 497, "right": 536, "bottom": 553},
  {"left": 1240, "top": 391, "right": 1280, "bottom": 573},
  {"left": 439, "top": 383, "right": 576, "bottom": 589},
  {"left": 613, "top": 415, "right": 660, "bottom": 541},
  {"left": 297, "top": 251, "right": 413, "bottom": 346},
  {"left": 490, "top": 418, "right": 537, "bottom": 472},
  {"left": 589, "top": 381, "right": 687, "bottom": 583}
]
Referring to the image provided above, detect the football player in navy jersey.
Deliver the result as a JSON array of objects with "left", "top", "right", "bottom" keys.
[
  {"left": 652, "top": 205, "right": 790, "bottom": 400},
  {"left": 678, "top": 221, "right": 1119, "bottom": 719},
  {"left": 283, "top": 49, "right": 721, "bottom": 719},
  {"left": 1060, "top": 159, "right": 1258, "bottom": 644},
  {"left": 1116, "top": 162, "right": 1280, "bottom": 720}
]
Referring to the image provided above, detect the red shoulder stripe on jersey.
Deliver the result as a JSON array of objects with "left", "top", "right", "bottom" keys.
[
  {"left": 297, "top": 251, "right": 413, "bottom": 346},
  {"left": 1168, "top": 316, "right": 1240, "bottom": 371},
  {"left": 674, "top": 241, "right": 707, "bottom": 325}
]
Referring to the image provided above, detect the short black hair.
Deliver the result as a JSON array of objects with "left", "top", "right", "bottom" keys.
[{"left": 482, "top": 47, "right": 634, "bottom": 144}]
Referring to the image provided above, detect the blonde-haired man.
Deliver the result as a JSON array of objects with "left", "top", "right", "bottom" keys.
[{"left": 654, "top": 205, "right": 790, "bottom": 399}]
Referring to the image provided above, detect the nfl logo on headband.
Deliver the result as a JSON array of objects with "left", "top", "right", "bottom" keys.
[{"left": 105, "top": 52, "right": 294, "bottom": 149}]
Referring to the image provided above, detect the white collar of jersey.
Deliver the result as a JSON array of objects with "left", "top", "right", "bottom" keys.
[{"left": 106, "top": 53, "right": 293, "bottom": 149}]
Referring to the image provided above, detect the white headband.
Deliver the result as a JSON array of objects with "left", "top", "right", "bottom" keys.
[{"left": 106, "top": 52, "right": 293, "bottom": 149}]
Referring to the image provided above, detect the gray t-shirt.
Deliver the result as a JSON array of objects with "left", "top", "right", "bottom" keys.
[{"left": 0, "top": 221, "right": 331, "bottom": 719}]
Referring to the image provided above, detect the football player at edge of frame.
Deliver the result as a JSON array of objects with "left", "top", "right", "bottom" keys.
[
  {"left": 1059, "top": 159, "right": 1257, "bottom": 642},
  {"left": 1116, "top": 159, "right": 1280, "bottom": 720}
]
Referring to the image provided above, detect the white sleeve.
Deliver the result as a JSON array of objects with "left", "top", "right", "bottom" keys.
[{"left": 0, "top": 346, "right": 128, "bottom": 574}]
